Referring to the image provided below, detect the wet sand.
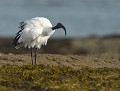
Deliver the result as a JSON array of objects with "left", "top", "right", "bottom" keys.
[{"left": 0, "top": 53, "right": 120, "bottom": 69}]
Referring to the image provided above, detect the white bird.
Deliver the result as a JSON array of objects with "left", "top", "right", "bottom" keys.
[{"left": 13, "top": 17, "right": 66, "bottom": 65}]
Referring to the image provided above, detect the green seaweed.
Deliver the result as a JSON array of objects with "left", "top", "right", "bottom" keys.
[{"left": 0, "top": 64, "right": 119, "bottom": 91}]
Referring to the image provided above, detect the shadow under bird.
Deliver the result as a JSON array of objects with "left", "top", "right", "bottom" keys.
[{"left": 13, "top": 17, "right": 66, "bottom": 65}]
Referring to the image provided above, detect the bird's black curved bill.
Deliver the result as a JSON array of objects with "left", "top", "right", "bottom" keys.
[{"left": 60, "top": 24, "right": 66, "bottom": 36}]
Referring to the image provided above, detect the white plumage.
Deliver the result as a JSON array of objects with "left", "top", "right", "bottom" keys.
[
  {"left": 16, "top": 17, "right": 55, "bottom": 49},
  {"left": 13, "top": 17, "right": 66, "bottom": 65}
]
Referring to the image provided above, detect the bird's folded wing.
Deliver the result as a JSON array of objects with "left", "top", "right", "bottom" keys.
[{"left": 18, "top": 26, "right": 43, "bottom": 43}]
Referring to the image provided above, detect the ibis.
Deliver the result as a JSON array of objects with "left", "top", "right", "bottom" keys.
[{"left": 13, "top": 17, "right": 66, "bottom": 65}]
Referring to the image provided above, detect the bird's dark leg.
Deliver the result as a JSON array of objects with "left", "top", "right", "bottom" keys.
[
  {"left": 34, "top": 48, "right": 37, "bottom": 65},
  {"left": 31, "top": 48, "right": 35, "bottom": 65}
]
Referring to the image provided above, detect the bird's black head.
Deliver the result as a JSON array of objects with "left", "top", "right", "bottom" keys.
[{"left": 52, "top": 23, "right": 66, "bottom": 36}]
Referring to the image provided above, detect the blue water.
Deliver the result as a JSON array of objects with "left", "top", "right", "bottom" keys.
[{"left": 0, "top": 0, "right": 120, "bottom": 38}]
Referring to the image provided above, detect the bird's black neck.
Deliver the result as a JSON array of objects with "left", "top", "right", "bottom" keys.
[{"left": 52, "top": 26, "right": 58, "bottom": 30}]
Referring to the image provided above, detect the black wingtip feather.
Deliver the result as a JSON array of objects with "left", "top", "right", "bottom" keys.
[
  {"left": 13, "top": 21, "right": 26, "bottom": 46},
  {"left": 13, "top": 34, "right": 21, "bottom": 46}
]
